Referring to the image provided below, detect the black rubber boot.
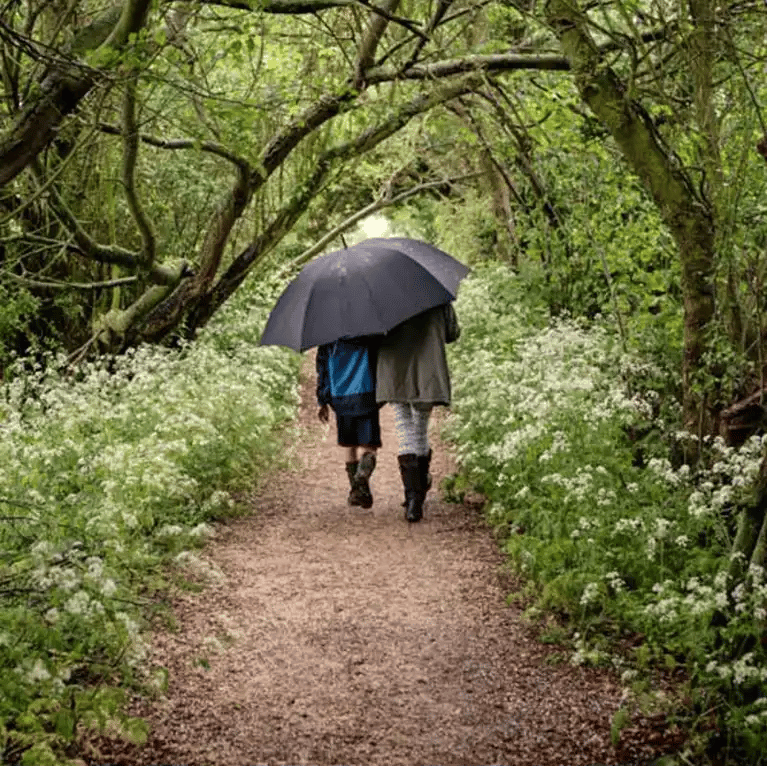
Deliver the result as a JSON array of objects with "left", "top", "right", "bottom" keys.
[
  {"left": 419, "top": 449, "right": 433, "bottom": 497},
  {"left": 346, "top": 461, "right": 366, "bottom": 507},
  {"left": 354, "top": 452, "right": 376, "bottom": 509},
  {"left": 402, "top": 450, "right": 432, "bottom": 508},
  {"left": 398, "top": 453, "right": 423, "bottom": 523}
]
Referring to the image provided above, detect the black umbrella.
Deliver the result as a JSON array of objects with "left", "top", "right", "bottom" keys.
[{"left": 259, "top": 237, "right": 470, "bottom": 352}]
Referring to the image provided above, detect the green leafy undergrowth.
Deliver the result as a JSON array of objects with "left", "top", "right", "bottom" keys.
[
  {"left": 445, "top": 262, "right": 767, "bottom": 763},
  {"left": 0, "top": 278, "right": 299, "bottom": 764}
]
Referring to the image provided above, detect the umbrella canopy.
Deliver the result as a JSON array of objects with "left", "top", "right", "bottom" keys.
[{"left": 259, "top": 237, "right": 470, "bottom": 352}]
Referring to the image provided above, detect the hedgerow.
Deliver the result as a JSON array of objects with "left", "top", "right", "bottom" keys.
[
  {"left": 446, "top": 261, "right": 767, "bottom": 763},
  {"left": 0, "top": 278, "right": 299, "bottom": 765}
]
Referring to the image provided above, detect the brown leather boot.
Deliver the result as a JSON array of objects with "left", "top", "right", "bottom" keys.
[
  {"left": 354, "top": 452, "right": 376, "bottom": 509},
  {"left": 346, "top": 461, "right": 365, "bottom": 507}
]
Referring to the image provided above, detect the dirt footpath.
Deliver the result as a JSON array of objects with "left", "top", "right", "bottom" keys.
[{"left": 92, "top": 361, "right": 641, "bottom": 766}]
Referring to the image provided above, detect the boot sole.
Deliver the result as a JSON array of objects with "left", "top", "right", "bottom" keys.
[{"left": 349, "top": 489, "right": 373, "bottom": 509}]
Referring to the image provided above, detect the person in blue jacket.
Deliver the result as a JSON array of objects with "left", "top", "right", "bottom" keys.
[{"left": 316, "top": 336, "right": 381, "bottom": 508}]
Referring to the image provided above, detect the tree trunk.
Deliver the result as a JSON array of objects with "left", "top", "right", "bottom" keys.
[
  {"left": 544, "top": 0, "right": 717, "bottom": 436},
  {"left": 0, "top": 0, "right": 154, "bottom": 188},
  {"left": 478, "top": 149, "right": 518, "bottom": 267},
  {"left": 714, "top": 454, "right": 767, "bottom": 639}
]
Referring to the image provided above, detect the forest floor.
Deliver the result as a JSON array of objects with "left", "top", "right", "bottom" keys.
[{"left": 88, "top": 357, "right": 673, "bottom": 766}]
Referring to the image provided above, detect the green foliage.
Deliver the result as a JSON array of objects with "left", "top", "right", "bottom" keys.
[
  {"left": 446, "top": 261, "right": 767, "bottom": 763},
  {"left": 0, "top": 285, "right": 39, "bottom": 368},
  {"left": 428, "top": 189, "right": 501, "bottom": 268},
  {"left": 0, "top": 0, "right": 765, "bottom": 758},
  {"left": 0, "top": 277, "right": 299, "bottom": 763},
  {"left": 611, "top": 707, "right": 630, "bottom": 746}
]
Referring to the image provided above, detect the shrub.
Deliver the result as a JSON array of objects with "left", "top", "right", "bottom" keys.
[
  {"left": 446, "top": 261, "right": 767, "bottom": 762},
  {"left": 0, "top": 278, "right": 299, "bottom": 764}
]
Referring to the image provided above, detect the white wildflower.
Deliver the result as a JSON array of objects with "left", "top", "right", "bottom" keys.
[
  {"left": 25, "top": 659, "right": 51, "bottom": 684},
  {"left": 64, "top": 590, "right": 91, "bottom": 616},
  {"left": 580, "top": 582, "right": 600, "bottom": 606},
  {"left": 605, "top": 571, "right": 625, "bottom": 592}
]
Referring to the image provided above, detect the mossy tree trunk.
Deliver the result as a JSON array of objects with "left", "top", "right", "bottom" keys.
[{"left": 544, "top": 0, "right": 717, "bottom": 436}]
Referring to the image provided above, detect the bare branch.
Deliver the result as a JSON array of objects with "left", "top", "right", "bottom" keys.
[
  {"left": 366, "top": 27, "right": 675, "bottom": 83},
  {"left": 67, "top": 334, "right": 101, "bottom": 368},
  {"left": 190, "top": 0, "right": 426, "bottom": 39},
  {"left": 402, "top": 0, "right": 453, "bottom": 70},
  {"left": 97, "top": 124, "right": 251, "bottom": 171},
  {"left": 0, "top": 118, "right": 99, "bottom": 228},
  {"left": 189, "top": 0, "right": 422, "bottom": 34},
  {"left": 354, "top": 0, "right": 402, "bottom": 88},
  {"left": 366, "top": 52, "right": 570, "bottom": 82},
  {"left": 188, "top": 0, "right": 353, "bottom": 10},
  {"left": 3, "top": 272, "right": 138, "bottom": 291},
  {"left": 353, "top": 0, "right": 426, "bottom": 37},
  {"left": 40, "top": 175, "right": 179, "bottom": 285},
  {"left": 257, "top": 91, "right": 357, "bottom": 185},
  {"left": 291, "top": 172, "right": 480, "bottom": 269},
  {"left": 122, "top": 78, "right": 157, "bottom": 272}
]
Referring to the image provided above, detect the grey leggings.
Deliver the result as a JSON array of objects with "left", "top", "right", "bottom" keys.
[{"left": 391, "top": 402, "right": 433, "bottom": 456}]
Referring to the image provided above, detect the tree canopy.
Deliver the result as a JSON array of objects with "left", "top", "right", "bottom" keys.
[{"left": 1, "top": 0, "right": 766, "bottom": 430}]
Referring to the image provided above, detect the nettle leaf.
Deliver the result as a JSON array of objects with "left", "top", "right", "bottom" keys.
[{"left": 53, "top": 709, "right": 75, "bottom": 740}]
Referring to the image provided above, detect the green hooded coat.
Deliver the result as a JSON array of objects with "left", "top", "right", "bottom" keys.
[{"left": 375, "top": 303, "right": 460, "bottom": 406}]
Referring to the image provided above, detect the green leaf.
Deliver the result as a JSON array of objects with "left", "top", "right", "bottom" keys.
[
  {"left": 610, "top": 708, "right": 630, "bottom": 746},
  {"left": 54, "top": 709, "right": 75, "bottom": 740},
  {"left": 21, "top": 742, "right": 59, "bottom": 766}
]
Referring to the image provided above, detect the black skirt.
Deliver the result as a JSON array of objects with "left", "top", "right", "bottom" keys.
[{"left": 336, "top": 412, "right": 382, "bottom": 448}]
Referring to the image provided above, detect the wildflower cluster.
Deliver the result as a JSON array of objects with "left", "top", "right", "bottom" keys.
[
  {"left": 445, "top": 261, "right": 767, "bottom": 761},
  {"left": 0, "top": 277, "right": 299, "bottom": 761}
]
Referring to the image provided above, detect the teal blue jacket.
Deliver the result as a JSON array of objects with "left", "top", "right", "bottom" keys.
[{"left": 316, "top": 337, "right": 380, "bottom": 417}]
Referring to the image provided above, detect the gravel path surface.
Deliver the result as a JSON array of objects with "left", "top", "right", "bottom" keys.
[{"left": 90, "top": 358, "right": 653, "bottom": 765}]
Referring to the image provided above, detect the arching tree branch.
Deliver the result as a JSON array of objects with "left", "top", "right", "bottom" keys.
[
  {"left": 181, "top": 75, "right": 485, "bottom": 336},
  {"left": 121, "top": 78, "right": 156, "bottom": 273},
  {"left": 190, "top": 0, "right": 353, "bottom": 10},
  {"left": 289, "top": 172, "right": 480, "bottom": 270},
  {"left": 366, "top": 52, "right": 571, "bottom": 82},
  {"left": 97, "top": 124, "right": 252, "bottom": 171},
  {"left": 3, "top": 273, "right": 138, "bottom": 291},
  {"left": 354, "top": 0, "right": 402, "bottom": 88}
]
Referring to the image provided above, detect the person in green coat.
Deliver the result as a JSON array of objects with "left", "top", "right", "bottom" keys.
[{"left": 376, "top": 302, "right": 460, "bottom": 522}]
